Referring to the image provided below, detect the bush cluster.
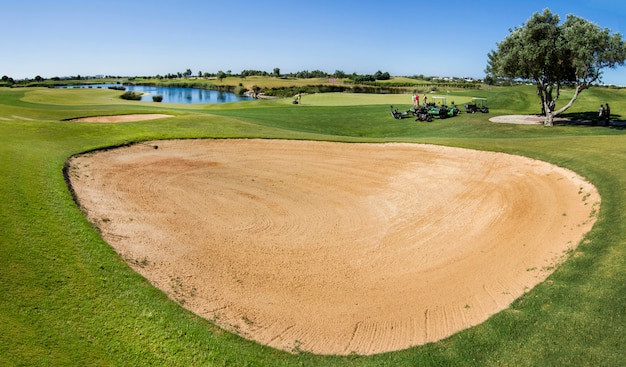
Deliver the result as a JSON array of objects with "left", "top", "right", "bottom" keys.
[{"left": 120, "top": 91, "right": 142, "bottom": 100}]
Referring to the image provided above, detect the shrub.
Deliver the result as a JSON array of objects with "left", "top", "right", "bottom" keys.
[
  {"left": 152, "top": 95, "right": 163, "bottom": 102},
  {"left": 120, "top": 91, "right": 142, "bottom": 100}
]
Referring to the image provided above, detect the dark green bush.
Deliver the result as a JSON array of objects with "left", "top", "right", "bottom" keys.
[
  {"left": 120, "top": 91, "right": 142, "bottom": 100},
  {"left": 152, "top": 95, "right": 163, "bottom": 102}
]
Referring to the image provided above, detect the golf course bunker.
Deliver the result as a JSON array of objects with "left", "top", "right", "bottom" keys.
[
  {"left": 69, "top": 114, "right": 172, "bottom": 123},
  {"left": 68, "top": 139, "right": 600, "bottom": 355}
]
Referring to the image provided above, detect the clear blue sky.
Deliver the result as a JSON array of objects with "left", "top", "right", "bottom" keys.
[{"left": 2, "top": 0, "right": 625, "bottom": 85}]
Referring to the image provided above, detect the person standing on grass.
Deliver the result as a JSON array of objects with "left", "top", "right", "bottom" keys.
[
  {"left": 605, "top": 103, "right": 611, "bottom": 124},
  {"left": 599, "top": 104, "right": 605, "bottom": 124}
]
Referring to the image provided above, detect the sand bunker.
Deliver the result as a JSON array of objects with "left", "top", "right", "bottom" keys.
[
  {"left": 68, "top": 139, "right": 599, "bottom": 355},
  {"left": 70, "top": 114, "right": 172, "bottom": 123},
  {"left": 490, "top": 115, "right": 571, "bottom": 124}
]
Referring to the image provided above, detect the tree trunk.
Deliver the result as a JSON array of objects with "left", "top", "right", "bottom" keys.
[
  {"left": 542, "top": 83, "right": 586, "bottom": 127},
  {"left": 544, "top": 111, "right": 555, "bottom": 127}
]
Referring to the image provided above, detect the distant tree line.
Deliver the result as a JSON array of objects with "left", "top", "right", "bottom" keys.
[
  {"left": 155, "top": 68, "right": 393, "bottom": 82},
  {"left": 1, "top": 68, "right": 484, "bottom": 94},
  {"left": 1, "top": 68, "right": 397, "bottom": 86}
]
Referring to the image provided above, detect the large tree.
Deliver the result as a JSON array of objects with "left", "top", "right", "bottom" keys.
[{"left": 486, "top": 9, "right": 626, "bottom": 126}]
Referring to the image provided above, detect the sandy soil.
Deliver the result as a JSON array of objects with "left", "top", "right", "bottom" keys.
[
  {"left": 69, "top": 114, "right": 172, "bottom": 123},
  {"left": 489, "top": 115, "right": 569, "bottom": 124},
  {"left": 68, "top": 139, "right": 599, "bottom": 355}
]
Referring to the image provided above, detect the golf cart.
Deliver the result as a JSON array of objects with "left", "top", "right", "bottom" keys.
[
  {"left": 464, "top": 98, "right": 489, "bottom": 113},
  {"left": 390, "top": 105, "right": 414, "bottom": 119},
  {"left": 414, "top": 106, "right": 434, "bottom": 122},
  {"left": 426, "top": 96, "right": 460, "bottom": 118}
]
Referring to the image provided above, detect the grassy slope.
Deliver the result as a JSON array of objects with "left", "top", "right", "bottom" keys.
[{"left": 1, "top": 85, "right": 625, "bottom": 366}]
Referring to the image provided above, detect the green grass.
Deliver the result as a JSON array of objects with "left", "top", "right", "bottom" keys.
[{"left": 1, "top": 84, "right": 625, "bottom": 366}]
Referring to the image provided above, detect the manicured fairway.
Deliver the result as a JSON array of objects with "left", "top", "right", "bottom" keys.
[{"left": 1, "top": 85, "right": 625, "bottom": 366}]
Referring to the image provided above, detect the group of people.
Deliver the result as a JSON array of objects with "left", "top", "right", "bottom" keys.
[
  {"left": 599, "top": 103, "right": 611, "bottom": 125},
  {"left": 412, "top": 94, "right": 427, "bottom": 108}
]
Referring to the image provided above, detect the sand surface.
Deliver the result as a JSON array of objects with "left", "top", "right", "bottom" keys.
[
  {"left": 68, "top": 139, "right": 599, "bottom": 355},
  {"left": 69, "top": 114, "right": 172, "bottom": 123},
  {"left": 489, "top": 115, "right": 567, "bottom": 124}
]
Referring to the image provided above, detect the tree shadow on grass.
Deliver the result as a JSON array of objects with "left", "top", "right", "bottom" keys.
[{"left": 557, "top": 111, "right": 626, "bottom": 129}]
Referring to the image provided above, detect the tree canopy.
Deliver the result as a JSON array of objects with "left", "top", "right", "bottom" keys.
[{"left": 486, "top": 8, "right": 626, "bottom": 126}]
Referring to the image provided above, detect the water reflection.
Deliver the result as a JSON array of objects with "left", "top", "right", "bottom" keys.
[{"left": 61, "top": 84, "right": 252, "bottom": 104}]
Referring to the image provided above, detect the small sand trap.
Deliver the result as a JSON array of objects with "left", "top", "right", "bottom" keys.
[
  {"left": 69, "top": 114, "right": 172, "bottom": 123},
  {"left": 490, "top": 115, "right": 571, "bottom": 124},
  {"left": 68, "top": 139, "right": 599, "bottom": 355}
]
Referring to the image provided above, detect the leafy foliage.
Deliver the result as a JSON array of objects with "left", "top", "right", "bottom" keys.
[
  {"left": 487, "top": 8, "right": 626, "bottom": 126},
  {"left": 120, "top": 91, "right": 143, "bottom": 100},
  {"left": 374, "top": 70, "right": 391, "bottom": 80}
]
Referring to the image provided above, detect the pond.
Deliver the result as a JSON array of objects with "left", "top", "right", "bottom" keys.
[{"left": 60, "top": 84, "right": 253, "bottom": 104}]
